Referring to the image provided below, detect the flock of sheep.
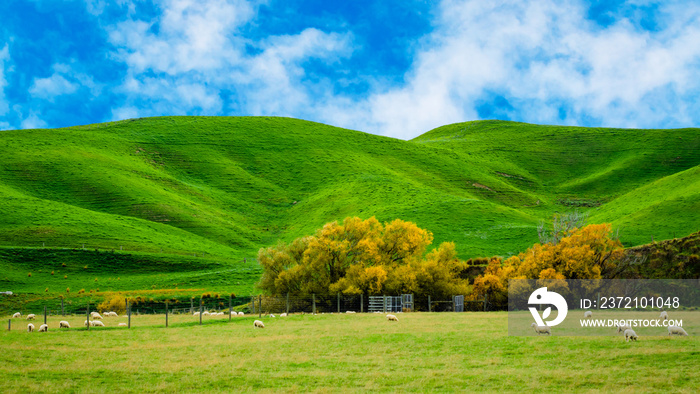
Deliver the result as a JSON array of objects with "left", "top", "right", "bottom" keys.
[
  {"left": 195, "top": 309, "right": 399, "bottom": 329},
  {"left": 530, "top": 310, "right": 689, "bottom": 341},
  {"left": 15, "top": 310, "right": 127, "bottom": 332}
]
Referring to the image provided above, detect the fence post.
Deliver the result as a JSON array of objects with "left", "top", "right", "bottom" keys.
[
  {"left": 8, "top": 319, "right": 10, "bottom": 331},
  {"left": 286, "top": 293, "right": 290, "bottom": 315},
  {"left": 190, "top": 299, "right": 194, "bottom": 314},
  {"left": 86, "top": 303, "right": 90, "bottom": 331},
  {"left": 127, "top": 301, "right": 131, "bottom": 329},
  {"left": 165, "top": 301, "right": 169, "bottom": 328},
  {"left": 337, "top": 292, "right": 340, "bottom": 313},
  {"left": 383, "top": 295, "right": 386, "bottom": 313},
  {"left": 229, "top": 295, "right": 232, "bottom": 322},
  {"left": 360, "top": 294, "right": 363, "bottom": 313},
  {"left": 199, "top": 300, "right": 203, "bottom": 326},
  {"left": 61, "top": 298, "right": 64, "bottom": 316},
  {"left": 428, "top": 295, "right": 431, "bottom": 312},
  {"left": 312, "top": 294, "right": 316, "bottom": 315},
  {"left": 125, "top": 298, "right": 128, "bottom": 314},
  {"left": 44, "top": 306, "right": 47, "bottom": 325},
  {"left": 258, "top": 295, "right": 262, "bottom": 318}
]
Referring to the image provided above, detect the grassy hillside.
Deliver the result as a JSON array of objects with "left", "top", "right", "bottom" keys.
[{"left": 1, "top": 117, "right": 699, "bottom": 298}]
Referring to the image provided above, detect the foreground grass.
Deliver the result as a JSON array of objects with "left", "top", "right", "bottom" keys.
[{"left": 1, "top": 312, "right": 698, "bottom": 392}]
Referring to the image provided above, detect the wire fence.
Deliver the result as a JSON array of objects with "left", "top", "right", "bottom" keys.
[{"left": 3, "top": 293, "right": 495, "bottom": 332}]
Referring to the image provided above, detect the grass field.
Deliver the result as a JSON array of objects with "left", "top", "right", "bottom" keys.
[{"left": 1, "top": 312, "right": 698, "bottom": 392}]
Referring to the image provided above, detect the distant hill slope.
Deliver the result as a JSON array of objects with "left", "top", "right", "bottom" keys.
[{"left": 1, "top": 117, "right": 699, "bottom": 265}]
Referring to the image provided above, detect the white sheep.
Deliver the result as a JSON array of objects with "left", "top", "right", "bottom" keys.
[
  {"left": 659, "top": 311, "right": 669, "bottom": 320},
  {"left": 269, "top": 314, "right": 275, "bottom": 318},
  {"left": 238, "top": 312, "right": 244, "bottom": 316},
  {"left": 202, "top": 311, "right": 210, "bottom": 316},
  {"left": 59, "top": 321, "right": 70, "bottom": 329},
  {"left": 92, "top": 321, "right": 105, "bottom": 327},
  {"left": 118, "top": 323, "right": 127, "bottom": 327},
  {"left": 346, "top": 311, "right": 356, "bottom": 314},
  {"left": 12, "top": 312, "right": 21, "bottom": 318},
  {"left": 193, "top": 311, "right": 200, "bottom": 316},
  {"left": 38, "top": 324, "right": 48, "bottom": 332},
  {"left": 84, "top": 320, "right": 95, "bottom": 327},
  {"left": 531, "top": 322, "right": 551, "bottom": 335},
  {"left": 254, "top": 320, "right": 265, "bottom": 328},
  {"left": 668, "top": 325, "right": 688, "bottom": 336},
  {"left": 90, "top": 312, "right": 103, "bottom": 320},
  {"left": 616, "top": 324, "right": 632, "bottom": 334},
  {"left": 218, "top": 312, "right": 225, "bottom": 316},
  {"left": 386, "top": 314, "right": 399, "bottom": 322},
  {"left": 280, "top": 313, "right": 287, "bottom": 317},
  {"left": 26, "top": 314, "right": 36, "bottom": 320},
  {"left": 624, "top": 328, "right": 638, "bottom": 342},
  {"left": 584, "top": 311, "right": 592, "bottom": 319},
  {"left": 27, "top": 323, "right": 35, "bottom": 332}
]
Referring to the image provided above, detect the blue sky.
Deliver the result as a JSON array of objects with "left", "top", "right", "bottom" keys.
[{"left": 1, "top": 0, "right": 700, "bottom": 139}]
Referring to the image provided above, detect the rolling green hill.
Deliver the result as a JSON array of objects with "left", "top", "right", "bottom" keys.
[{"left": 1, "top": 117, "right": 699, "bottom": 299}]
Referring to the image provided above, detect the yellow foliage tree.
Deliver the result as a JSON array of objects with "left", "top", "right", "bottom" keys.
[
  {"left": 258, "top": 217, "right": 467, "bottom": 298},
  {"left": 471, "top": 223, "right": 624, "bottom": 307}
]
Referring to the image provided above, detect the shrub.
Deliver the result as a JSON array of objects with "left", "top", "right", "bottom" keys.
[
  {"left": 66, "top": 288, "right": 70, "bottom": 293},
  {"left": 51, "top": 271, "right": 55, "bottom": 275},
  {"left": 45, "top": 288, "right": 49, "bottom": 292},
  {"left": 78, "top": 289, "right": 85, "bottom": 294},
  {"left": 61, "top": 263, "right": 66, "bottom": 267},
  {"left": 64, "top": 275, "right": 67, "bottom": 279},
  {"left": 28, "top": 272, "right": 32, "bottom": 277},
  {"left": 98, "top": 294, "right": 126, "bottom": 314}
]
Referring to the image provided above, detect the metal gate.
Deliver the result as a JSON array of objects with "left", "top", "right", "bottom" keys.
[
  {"left": 368, "top": 296, "right": 403, "bottom": 312},
  {"left": 453, "top": 295, "right": 464, "bottom": 312},
  {"left": 401, "top": 294, "right": 414, "bottom": 312}
]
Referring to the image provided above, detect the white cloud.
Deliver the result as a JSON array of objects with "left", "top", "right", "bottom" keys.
[
  {"left": 28, "top": 63, "right": 100, "bottom": 101},
  {"left": 20, "top": 111, "right": 48, "bottom": 129},
  {"left": 101, "top": 0, "right": 700, "bottom": 139},
  {"left": 108, "top": 0, "right": 353, "bottom": 120},
  {"left": 342, "top": 0, "right": 700, "bottom": 138}
]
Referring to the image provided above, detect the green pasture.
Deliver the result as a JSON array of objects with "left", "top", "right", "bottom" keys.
[{"left": 1, "top": 312, "right": 698, "bottom": 392}]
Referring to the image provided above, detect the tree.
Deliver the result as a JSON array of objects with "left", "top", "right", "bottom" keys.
[
  {"left": 257, "top": 217, "right": 468, "bottom": 298},
  {"left": 471, "top": 223, "right": 625, "bottom": 304}
]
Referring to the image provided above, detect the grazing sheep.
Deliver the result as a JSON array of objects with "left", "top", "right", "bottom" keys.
[
  {"left": 218, "top": 312, "right": 224, "bottom": 316},
  {"left": 346, "top": 311, "right": 356, "bottom": 314},
  {"left": 254, "top": 320, "right": 265, "bottom": 329},
  {"left": 38, "top": 324, "right": 48, "bottom": 332},
  {"left": 584, "top": 311, "right": 592, "bottom": 319},
  {"left": 280, "top": 313, "right": 287, "bottom": 317},
  {"left": 103, "top": 311, "right": 117, "bottom": 317},
  {"left": 27, "top": 323, "right": 35, "bottom": 332},
  {"left": 238, "top": 312, "right": 244, "bottom": 316},
  {"left": 531, "top": 322, "right": 551, "bottom": 335},
  {"left": 84, "top": 320, "right": 95, "bottom": 327},
  {"left": 668, "top": 325, "right": 688, "bottom": 336},
  {"left": 92, "top": 321, "right": 105, "bottom": 327},
  {"left": 118, "top": 323, "right": 127, "bottom": 327},
  {"left": 59, "top": 321, "right": 70, "bottom": 329},
  {"left": 386, "top": 314, "right": 399, "bottom": 322},
  {"left": 269, "top": 314, "right": 275, "bottom": 318},
  {"left": 26, "top": 314, "right": 36, "bottom": 320},
  {"left": 193, "top": 311, "right": 200, "bottom": 316},
  {"left": 624, "top": 328, "right": 638, "bottom": 342},
  {"left": 90, "top": 312, "right": 103, "bottom": 320},
  {"left": 616, "top": 324, "right": 632, "bottom": 334},
  {"left": 12, "top": 312, "right": 21, "bottom": 318},
  {"left": 659, "top": 311, "right": 669, "bottom": 320},
  {"left": 202, "top": 311, "right": 210, "bottom": 316}
]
